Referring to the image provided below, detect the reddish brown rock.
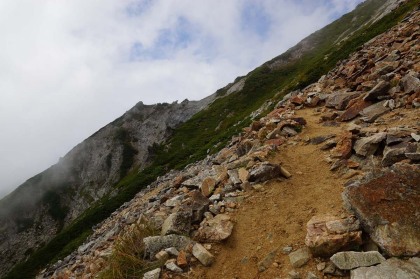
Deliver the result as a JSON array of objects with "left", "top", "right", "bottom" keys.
[
  {"left": 305, "top": 215, "right": 362, "bottom": 257},
  {"left": 332, "top": 131, "right": 353, "bottom": 159},
  {"left": 201, "top": 177, "right": 216, "bottom": 197},
  {"left": 290, "top": 95, "right": 305, "bottom": 105},
  {"left": 343, "top": 163, "right": 420, "bottom": 256},
  {"left": 177, "top": 250, "right": 188, "bottom": 268},
  {"left": 338, "top": 98, "right": 373, "bottom": 121},
  {"left": 251, "top": 120, "right": 264, "bottom": 131},
  {"left": 265, "top": 138, "right": 285, "bottom": 147}
]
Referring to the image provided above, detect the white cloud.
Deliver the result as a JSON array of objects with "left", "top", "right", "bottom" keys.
[{"left": 0, "top": 0, "right": 363, "bottom": 197}]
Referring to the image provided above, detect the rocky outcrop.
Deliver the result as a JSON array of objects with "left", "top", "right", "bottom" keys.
[
  {"left": 351, "top": 257, "right": 420, "bottom": 279},
  {"left": 343, "top": 163, "right": 420, "bottom": 257},
  {"left": 0, "top": 99, "right": 212, "bottom": 275}
]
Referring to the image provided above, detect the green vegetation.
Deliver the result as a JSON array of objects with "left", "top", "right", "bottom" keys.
[
  {"left": 4, "top": 1, "right": 419, "bottom": 278},
  {"left": 99, "top": 219, "right": 161, "bottom": 279}
]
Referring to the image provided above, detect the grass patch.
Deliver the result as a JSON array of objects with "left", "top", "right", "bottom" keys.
[{"left": 99, "top": 219, "right": 161, "bottom": 279}]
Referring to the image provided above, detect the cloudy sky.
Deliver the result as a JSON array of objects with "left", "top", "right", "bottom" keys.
[{"left": 0, "top": 0, "right": 364, "bottom": 198}]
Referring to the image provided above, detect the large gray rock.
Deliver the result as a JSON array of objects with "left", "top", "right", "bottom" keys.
[
  {"left": 289, "top": 247, "right": 311, "bottom": 268},
  {"left": 161, "top": 209, "right": 192, "bottom": 236},
  {"left": 248, "top": 163, "right": 282, "bottom": 182},
  {"left": 330, "top": 251, "right": 385, "bottom": 270},
  {"left": 401, "top": 72, "right": 420, "bottom": 94},
  {"left": 381, "top": 142, "right": 408, "bottom": 167},
  {"left": 363, "top": 81, "right": 390, "bottom": 101},
  {"left": 192, "top": 243, "right": 215, "bottom": 266},
  {"left": 326, "top": 91, "right": 360, "bottom": 110},
  {"left": 343, "top": 163, "right": 420, "bottom": 256},
  {"left": 143, "top": 235, "right": 193, "bottom": 259},
  {"left": 351, "top": 257, "right": 420, "bottom": 279},
  {"left": 194, "top": 214, "right": 234, "bottom": 242},
  {"left": 305, "top": 215, "right": 362, "bottom": 257},
  {"left": 353, "top": 132, "right": 387, "bottom": 156},
  {"left": 360, "top": 100, "right": 390, "bottom": 122}
]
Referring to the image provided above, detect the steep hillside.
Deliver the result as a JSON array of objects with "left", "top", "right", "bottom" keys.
[
  {"left": 2, "top": 0, "right": 418, "bottom": 278},
  {"left": 0, "top": 98, "right": 213, "bottom": 275},
  {"left": 36, "top": 4, "right": 419, "bottom": 278}
]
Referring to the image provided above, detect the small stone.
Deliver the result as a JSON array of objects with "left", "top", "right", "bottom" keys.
[
  {"left": 280, "top": 166, "right": 292, "bottom": 178},
  {"left": 282, "top": 246, "right": 293, "bottom": 254},
  {"left": 316, "top": 262, "right": 326, "bottom": 271},
  {"left": 306, "top": 271, "right": 319, "bottom": 279},
  {"left": 165, "top": 261, "right": 183, "bottom": 273},
  {"left": 330, "top": 251, "right": 385, "bottom": 270},
  {"left": 155, "top": 250, "right": 169, "bottom": 261},
  {"left": 192, "top": 243, "right": 215, "bottom": 266},
  {"left": 289, "top": 247, "right": 311, "bottom": 268},
  {"left": 143, "top": 268, "right": 161, "bottom": 279},
  {"left": 288, "top": 270, "right": 301, "bottom": 279},
  {"left": 258, "top": 249, "right": 278, "bottom": 272},
  {"left": 165, "top": 247, "right": 179, "bottom": 257},
  {"left": 176, "top": 250, "right": 188, "bottom": 268},
  {"left": 411, "top": 133, "right": 420, "bottom": 142}
]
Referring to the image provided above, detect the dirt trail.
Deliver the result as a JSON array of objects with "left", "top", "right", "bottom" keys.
[{"left": 193, "top": 108, "right": 349, "bottom": 279}]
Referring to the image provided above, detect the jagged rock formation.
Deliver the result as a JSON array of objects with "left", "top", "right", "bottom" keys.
[{"left": 0, "top": 98, "right": 214, "bottom": 275}]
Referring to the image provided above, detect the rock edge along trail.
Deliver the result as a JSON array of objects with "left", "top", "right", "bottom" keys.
[{"left": 194, "top": 108, "right": 349, "bottom": 279}]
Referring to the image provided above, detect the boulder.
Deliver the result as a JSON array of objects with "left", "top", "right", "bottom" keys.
[
  {"left": 143, "top": 235, "right": 193, "bottom": 260},
  {"left": 201, "top": 177, "right": 216, "bottom": 197},
  {"left": 405, "top": 142, "right": 420, "bottom": 161},
  {"left": 289, "top": 247, "right": 311, "bottom": 268},
  {"left": 363, "top": 81, "right": 391, "bottom": 101},
  {"left": 238, "top": 168, "right": 249, "bottom": 183},
  {"left": 401, "top": 72, "right": 420, "bottom": 94},
  {"left": 194, "top": 214, "right": 234, "bottom": 242},
  {"left": 305, "top": 215, "right": 362, "bottom": 257},
  {"left": 192, "top": 243, "right": 214, "bottom": 266},
  {"left": 360, "top": 101, "right": 390, "bottom": 123},
  {"left": 326, "top": 92, "right": 360, "bottom": 110},
  {"left": 353, "top": 132, "right": 387, "bottom": 156},
  {"left": 165, "top": 261, "right": 183, "bottom": 273},
  {"left": 330, "top": 251, "right": 385, "bottom": 270},
  {"left": 343, "top": 163, "right": 420, "bottom": 256},
  {"left": 188, "top": 190, "right": 210, "bottom": 223},
  {"left": 382, "top": 142, "right": 408, "bottom": 167},
  {"left": 331, "top": 131, "right": 353, "bottom": 159},
  {"left": 161, "top": 209, "right": 192, "bottom": 236},
  {"left": 351, "top": 257, "right": 420, "bottom": 279},
  {"left": 248, "top": 163, "right": 282, "bottom": 182},
  {"left": 227, "top": 169, "right": 241, "bottom": 185}
]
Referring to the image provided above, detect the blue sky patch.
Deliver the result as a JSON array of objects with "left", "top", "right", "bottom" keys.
[{"left": 241, "top": 2, "right": 271, "bottom": 39}]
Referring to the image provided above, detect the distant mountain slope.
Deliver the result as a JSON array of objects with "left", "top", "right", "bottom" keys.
[
  {"left": 2, "top": 0, "right": 418, "bottom": 277},
  {"left": 0, "top": 98, "right": 213, "bottom": 275}
]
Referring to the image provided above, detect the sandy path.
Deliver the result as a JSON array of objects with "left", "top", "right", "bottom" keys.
[{"left": 192, "top": 108, "right": 349, "bottom": 279}]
